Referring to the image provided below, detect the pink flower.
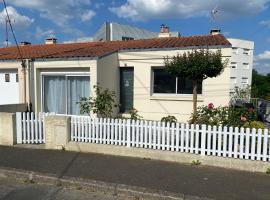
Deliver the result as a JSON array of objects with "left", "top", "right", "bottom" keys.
[
  {"left": 240, "top": 115, "right": 247, "bottom": 122},
  {"left": 208, "top": 103, "right": 214, "bottom": 110}
]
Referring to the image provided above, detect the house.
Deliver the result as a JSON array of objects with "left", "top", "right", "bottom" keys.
[{"left": 0, "top": 32, "right": 231, "bottom": 122}]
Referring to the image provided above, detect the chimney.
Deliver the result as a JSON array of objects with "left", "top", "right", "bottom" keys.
[
  {"left": 20, "top": 41, "right": 31, "bottom": 46},
  {"left": 45, "top": 37, "right": 57, "bottom": 44},
  {"left": 210, "top": 29, "right": 221, "bottom": 35},
  {"left": 158, "top": 24, "right": 171, "bottom": 38}
]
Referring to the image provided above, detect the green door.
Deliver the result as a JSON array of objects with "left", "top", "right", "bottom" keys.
[{"left": 120, "top": 68, "right": 134, "bottom": 113}]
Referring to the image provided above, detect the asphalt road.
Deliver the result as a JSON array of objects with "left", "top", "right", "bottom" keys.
[
  {"left": 0, "top": 146, "right": 269, "bottom": 200},
  {"left": 0, "top": 177, "right": 126, "bottom": 200}
]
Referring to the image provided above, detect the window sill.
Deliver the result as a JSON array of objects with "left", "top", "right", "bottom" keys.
[{"left": 150, "top": 94, "right": 203, "bottom": 102}]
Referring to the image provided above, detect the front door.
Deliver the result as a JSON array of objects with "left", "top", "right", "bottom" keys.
[{"left": 120, "top": 68, "right": 134, "bottom": 113}]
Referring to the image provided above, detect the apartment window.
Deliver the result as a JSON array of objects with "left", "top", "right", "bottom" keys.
[
  {"left": 243, "top": 63, "right": 249, "bottom": 69},
  {"left": 231, "top": 62, "right": 237, "bottom": 69},
  {"left": 5, "top": 74, "right": 10, "bottom": 82},
  {"left": 122, "top": 36, "right": 134, "bottom": 41},
  {"left": 243, "top": 48, "right": 250, "bottom": 55},
  {"left": 230, "top": 77, "right": 237, "bottom": 84},
  {"left": 16, "top": 73, "right": 19, "bottom": 82},
  {"left": 232, "top": 47, "right": 238, "bottom": 54},
  {"left": 241, "top": 77, "right": 248, "bottom": 85},
  {"left": 42, "top": 74, "right": 90, "bottom": 115},
  {"left": 153, "top": 69, "right": 202, "bottom": 94}
]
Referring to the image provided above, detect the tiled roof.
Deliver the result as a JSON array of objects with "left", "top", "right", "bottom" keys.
[{"left": 0, "top": 34, "right": 231, "bottom": 60}]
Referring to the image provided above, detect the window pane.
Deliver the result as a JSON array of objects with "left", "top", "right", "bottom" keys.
[
  {"left": 43, "top": 76, "right": 66, "bottom": 114},
  {"left": 153, "top": 69, "right": 176, "bottom": 93},
  {"left": 67, "top": 76, "right": 90, "bottom": 115},
  {"left": 177, "top": 78, "right": 202, "bottom": 94}
]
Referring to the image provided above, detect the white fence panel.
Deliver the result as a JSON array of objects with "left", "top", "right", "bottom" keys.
[{"left": 16, "top": 112, "right": 50, "bottom": 144}]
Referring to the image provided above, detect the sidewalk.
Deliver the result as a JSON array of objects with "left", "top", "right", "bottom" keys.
[{"left": 0, "top": 145, "right": 269, "bottom": 200}]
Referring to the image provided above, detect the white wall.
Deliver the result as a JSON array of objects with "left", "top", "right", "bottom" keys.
[{"left": 0, "top": 69, "right": 19, "bottom": 105}]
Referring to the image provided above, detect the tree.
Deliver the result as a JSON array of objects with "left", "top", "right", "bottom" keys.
[
  {"left": 164, "top": 49, "right": 226, "bottom": 114},
  {"left": 77, "top": 85, "right": 118, "bottom": 118},
  {"left": 251, "top": 69, "right": 270, "bottom": 100}
]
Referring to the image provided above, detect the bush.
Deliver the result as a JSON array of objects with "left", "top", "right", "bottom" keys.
[
  {"left": 77, "top": 85, "right": 118, "bottom": 118},
  {"left": 243, "top": 121, "right": 265, "bottom": 130},
  {"left": 190, "top": 103, "right": 258, "bottom": 127},
  {"left": 161, "top": 115, "right": 177, "bottom": 124},
  {"left": 129, "top": 108, "right": 142, "bottom": 120}
]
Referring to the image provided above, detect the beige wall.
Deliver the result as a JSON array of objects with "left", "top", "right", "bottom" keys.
[
  {"left": 34, "top": 59, "right": 97, "bottom": 112},
  {"left": 97, "top": 53, "right": 120, "bottom": 115},
  {"left": 118, "top": 47, "right": 231, "bottom": 122}
]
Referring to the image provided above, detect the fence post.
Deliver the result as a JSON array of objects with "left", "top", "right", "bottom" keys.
[
  {"left": 16, "top": 112, "right": 22, "bottom": 144},
  {"left": 0, "top": 112, "right": 17, "bottom": 145},
  {"left": 201, "top": 124, "right": 206, "bottom": 156},
  {"left": 127, "top": 119, "right": 131, "bottom": 147}
]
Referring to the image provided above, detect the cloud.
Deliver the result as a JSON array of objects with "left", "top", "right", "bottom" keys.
[
  {"left": 34, "top": 26, "right": 55, "bottom": 40},
  {"left": 7, "top": 0, "right": 95, "bottom": 30},
  {"left": 255, "top": 50, "right": 270, "bottom": 61},
  {"left": 0, "top": 6, "right": 34, "bottom": 29},
  {"left": 260, "top": 20, "right": 270, "bottom": 27},
  {"left": 80, "top": 10, "right": 96, "bottom": 22},
  {"left": 110, "top": 0, "right": 269, "bottom": 21}
]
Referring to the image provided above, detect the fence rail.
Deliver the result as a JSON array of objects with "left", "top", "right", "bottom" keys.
[
  {"left": 16, "top": 112, "right": 49, "bottom": 144},
  {"left": 71, "top": 116, "right": 270, "bottom": 162}
]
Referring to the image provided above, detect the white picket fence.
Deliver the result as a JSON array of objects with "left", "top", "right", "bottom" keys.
[
  {"left": 71, "top": 116, "right": 270, "bottom": 162},
  {"left": 16, "top": 112, "right": 50, "bottom": 144}
]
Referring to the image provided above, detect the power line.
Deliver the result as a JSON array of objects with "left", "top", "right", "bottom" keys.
[{"left": 2, "top": 0, "right": 25, "bottom": 68}]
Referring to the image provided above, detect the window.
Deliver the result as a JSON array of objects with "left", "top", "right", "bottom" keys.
[
  {"left": 153, "top": 69, "right": 202, "bottom": 95},
  {"left": 230, "top": 77, "right": 237, "bottom": 84},
  {"left": 243, "top": 48, "right": 250, "bottom": 55},
  {"left": 231, "top": 62, "right": 237, "bottom": 69},
  {"left": 42, "top": 74, "right": 90, "bottom": 115},
  {"left": 5, "top": 74, "right": 10, "bottom": 82},
  {"left": 122, "top": 36, "right": 134, "bottom": 41},
  {"left": 241, "top": 77, "right": 248, "bottom": 85},
  {"left": 232, "top": 47, "right": 238, "bottom": 54},
  {"left": 16, "top": 74, "right": 19, "bottom": 82},
  {"left": 243, "top": 63, "right": 249, "bottom": 69}
]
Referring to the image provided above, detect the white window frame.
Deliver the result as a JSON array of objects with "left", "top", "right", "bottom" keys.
[
  {"left": 230, "top": 77, "right": 237, "bottom": 84},
  {"left": 40, "top": 72, "right": 90, "bottom": 113},
  {"left": 241, "top": 77, "right": 248, "bottom": 85},
  {"left": 243, "top": 48, "right": 250, "bottom": 55},
  {"left": 232, "top": 47, "right": 238, "bottom": 55},
  {"left": 243, "top": 63, "right": 249, "bottom": 69}
]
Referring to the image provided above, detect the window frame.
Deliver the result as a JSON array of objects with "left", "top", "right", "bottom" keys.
[
  {"left": 5, "top": 73, "right": 10, "bottom": 82},
  {"left": 231, "top": 62, "right": 238, "bottom": 69},
  {"left": 241, "top": 77, "right": 248, "bottom": 85},
  {"left": 242, "top": 63, "right": 249, "bottom": 69},
  {"left": 40, "top": 72, "right": 90, "bottom": 114},
  {"left": 151, "top": 67, "right": 203, "bottom": 96}
]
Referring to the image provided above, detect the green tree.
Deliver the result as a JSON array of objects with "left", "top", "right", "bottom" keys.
[
  {"left": 251, "top": 69, "right": 270, "bottom": 100},
  {"left": 164, "top": 49, "right": 226, "bottom": 114},
  {"left": 77, "top": 85, "right": 118, "bottom": 118}
]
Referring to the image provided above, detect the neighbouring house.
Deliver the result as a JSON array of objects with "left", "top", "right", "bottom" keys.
[
  {"left": 0, "top": 31, "right": 232, "bottom": 122},
  {"left": 227, "top": 38, "right": 254, "bottom": 91}
]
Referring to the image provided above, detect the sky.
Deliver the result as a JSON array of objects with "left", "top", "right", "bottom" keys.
[{"left": 0, "top": 0, "right": 270, "bottom": 74}]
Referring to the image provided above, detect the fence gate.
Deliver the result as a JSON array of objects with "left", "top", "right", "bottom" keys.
[{"left": 16, "top": 112, "right": 48, "bottom": 144}]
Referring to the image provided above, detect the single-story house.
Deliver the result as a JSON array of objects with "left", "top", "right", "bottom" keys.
[{"left": 0, "top": 33, "right": 231, "bottom": 122}]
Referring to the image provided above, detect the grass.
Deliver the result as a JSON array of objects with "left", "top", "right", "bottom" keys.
[{"left": 191, "top": 160, "right": 201, "bottom": 166}]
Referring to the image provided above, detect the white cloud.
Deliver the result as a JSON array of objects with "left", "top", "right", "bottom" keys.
[
  {"left": 0, "top": 6, "right": 34, "bottom": 29},
  {"left": 63, "top": 36, "right": 93, "bottom": 43},
  {"left": 260, "top": 20, "right": 270, "bottom": 27},
  {"left": 110, "top": 0, "right": 269, "bottom": 21},
  {"left": 80, "top": 10, "right": 96, "bottom": 22},
  {"left": 255, "top": 51, "right": 270, "bottom": 61},
  {"left": 34, "top": 26, "right": 55, "bottom": 40},
  {"left": 8, "top": 0, "right": 95, "bottom": 28}
]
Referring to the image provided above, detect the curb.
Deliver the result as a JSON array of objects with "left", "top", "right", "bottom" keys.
[{"left": 0, "top": 167, "right": 212, "bottom": 200}]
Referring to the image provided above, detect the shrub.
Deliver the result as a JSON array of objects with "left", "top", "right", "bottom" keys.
[
  {"left": 190, "top": 103, "right": 258, "bottom": 127},
  {"left": 129, "top": 108, "right": 143, "bottom": 120},
  {"left": 77, "top": 85, "right": 118, "bottom": 118},
  {"left": 243, "top": 121, "right": 265, "bottom": 130},
  {"left": 161, "top": 115, "right": 177, "bottom": 124}
]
